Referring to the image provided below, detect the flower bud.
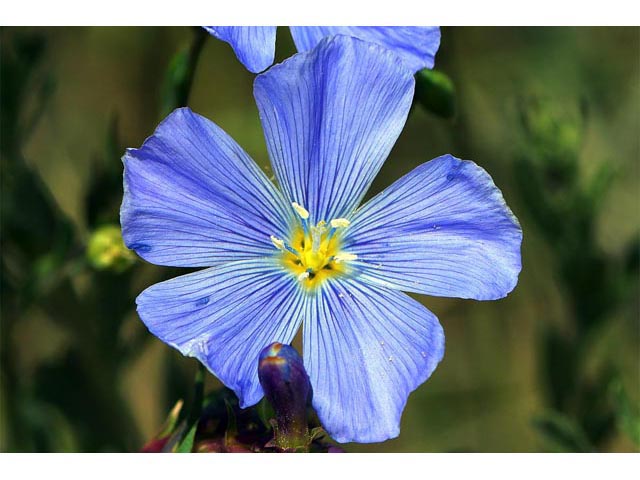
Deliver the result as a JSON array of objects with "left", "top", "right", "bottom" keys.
[
  {"left": 258, "top": 343, "right": 311, "bottom": 451},
  {"left": 87, "top": 224, "right": 136, "bottom": 272},
  {"left": 415, "top": 68, "right": 456, "bottom": 119}
]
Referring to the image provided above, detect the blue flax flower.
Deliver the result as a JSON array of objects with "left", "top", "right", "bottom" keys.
[
  {"left": 203, "top": 26, "right": 440, "bottom": 73},
  {"left": 121, "top": 35, "right": 522, "bottom": 443}
]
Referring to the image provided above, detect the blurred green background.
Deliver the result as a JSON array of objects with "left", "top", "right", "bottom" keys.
[{"left": 1, "top": 26, "right": 638, "bottom": 452}]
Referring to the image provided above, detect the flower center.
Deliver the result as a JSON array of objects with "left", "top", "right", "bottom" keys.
[{"left": 271, "top": 203, "right": 357, "bottom": 291}]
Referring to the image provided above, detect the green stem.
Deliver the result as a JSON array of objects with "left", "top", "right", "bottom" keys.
[{"left": 176, "top": 363, "right": 205, "bottom": 453}]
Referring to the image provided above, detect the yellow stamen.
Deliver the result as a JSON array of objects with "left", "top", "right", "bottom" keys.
[
  {"left": 292, "top": 202, "right": 309, "bottom": 220},
  {"left": 270, "top": 235, "right": 285, "bottom": 251},
  {"left": 334, "top": 253, "right": 358, "bottom": 263},
  {"left": 330, "top": 218, "right": 351, "bottom": 228},
  {"left": 271, "top": 209, "right": 357, "bottom": 291}
]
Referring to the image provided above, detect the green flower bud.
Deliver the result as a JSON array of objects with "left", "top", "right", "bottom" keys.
[
  {"left": 414, "top": 68, "right": 456, "bottom": 119},
  {"left": 87, "top": 225, "right": 136, "bottom": 272}
]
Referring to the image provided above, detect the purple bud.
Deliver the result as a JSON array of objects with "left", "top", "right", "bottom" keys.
[{"left": 258, "top": 343, "right": 311, "bottom": 451}]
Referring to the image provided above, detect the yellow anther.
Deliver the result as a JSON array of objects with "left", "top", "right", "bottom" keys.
[
  {"left": 270, "top": 235, "right": 285, "bottom": 251},
  {"left": 297, "top": 271, "right": 310, "bottom": 282},
  {"left": 333, "top": 253, "right": 357, "bottom": 263},
  {"left": 292, "top": 202, "right": 309, "bottom": 220},
  {"left": 330, "top": 218, "right": 351, "bottom": 228}
]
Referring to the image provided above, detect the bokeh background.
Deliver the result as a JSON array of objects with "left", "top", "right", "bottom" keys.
[{"left": 1, "top": 26, "right": 638, "bottom": 452}]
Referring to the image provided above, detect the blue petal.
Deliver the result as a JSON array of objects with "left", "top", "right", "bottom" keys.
[
  {"left": 254, "top": 35, "right": 415, "bottom": 223},
  {"left": 344, "top": 154, "right": 523, "bottom": 300},
  {"left": 136, "top": 259, "right": 304, "bottom": 408},
  {"left": 121, "top": 107, "right": 292, "bottom": 267},
  {"left": 303, "top": 279, "right": 444, "bottom": 443},
  {"left": 203, "top": 26, "right": 276, "bottom": 73},
  {"left": 289, "top": 26, "right": 440, "bottom": 72}
]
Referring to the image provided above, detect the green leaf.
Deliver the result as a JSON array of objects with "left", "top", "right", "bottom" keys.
[
  {"left": 1, "top": 31, "right": 52, "bottom": 156},
  {"left": 414, "top": 68, "right": 456, "bottom": 119},
  {"left": 160, "top": 28, "right": 207, "bottom": 118},
  {"left": 158, "top": 399, "right": 184, "bottom": 439},
  {"left": 175, "top": 422, "right": 197, "bottom": 453},
  {"left": 175, "top": 364, "right": 206, "bottom": 453},
  {"left": 610, "top": 379, "right": 640, "bottom": 447}
]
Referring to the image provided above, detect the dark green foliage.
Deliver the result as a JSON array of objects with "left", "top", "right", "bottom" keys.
[
  {"left": 533, "top": 411, "right": 594, "bottom": 452},
  {"left": 515, "top": 96, "right": 638, "bottom": 451},
  {"left": 85, "top": 117, "right": 126, "bottom": 227},
  {"left": 1, "top": 30, "right": 143, "bottom": 452}
]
